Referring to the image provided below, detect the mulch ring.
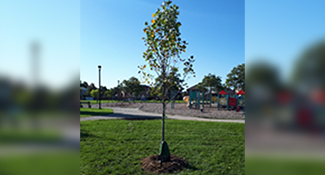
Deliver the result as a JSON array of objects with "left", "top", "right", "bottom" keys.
[{"left": 142, "top": 154, "right": 189, "bottom": 174}]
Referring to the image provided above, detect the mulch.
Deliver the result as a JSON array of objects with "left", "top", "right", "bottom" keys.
[{"left": 142, "top": 154, "right": 189, "bottom": 174}]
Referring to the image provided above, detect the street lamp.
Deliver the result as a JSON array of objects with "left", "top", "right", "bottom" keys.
[
  {"left": 117, "top": 80, "right": 120, "bottom": 102},
  {"left": 98, "top": 65, "right": 102, "bottom": 109}
]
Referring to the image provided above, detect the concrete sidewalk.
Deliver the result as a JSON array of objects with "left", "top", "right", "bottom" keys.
[{"left": 80, "top": 107, "right": 245, "bottom": 123}]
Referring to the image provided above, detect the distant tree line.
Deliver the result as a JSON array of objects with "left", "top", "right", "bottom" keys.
[{"left": 80, "top": 63, "right": 245, "bottom": 100}]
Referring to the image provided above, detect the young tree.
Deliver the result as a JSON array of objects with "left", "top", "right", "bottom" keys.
[
  {"left": 225, "top": 63, "right": 245, "bottom": 91},
  {"left": 139, "top": 0, "right": 195, "bottom": 162}
]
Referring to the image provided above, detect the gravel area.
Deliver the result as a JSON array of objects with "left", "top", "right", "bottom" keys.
[{"left": 102, "top": 102, "right": 245, "bottom": 120}]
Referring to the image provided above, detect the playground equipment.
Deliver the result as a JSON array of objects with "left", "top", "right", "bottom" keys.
[
  {"left": 171, "top": 91, "right": 178, "bottom": 109},
  {"left": 218, "top": 90, "right": 246, "bottom": 110},
  {"left": 187, "top": 90, "right": 213, "bottom": 109},
  {"left": 236, "top": 90, "right": 245, "bottom": 109},
  {"left": 217, "top": 90, "right": 230, "bottom": 110},
  {"left": 188, "top": 90, "right": 201, "bottom": 109},
  {"left": 183, "top": 89, "right": 245, "bottom": 110},
  {"left": 183, "top": 96, "right": 189, "bottom": 107}
]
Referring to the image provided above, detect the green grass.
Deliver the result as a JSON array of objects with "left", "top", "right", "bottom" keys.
[
  {"left": 0, "top": 130, "right": 61, "bottom": 144},
  {"left": 80, "top": 119, "right": 245, "bottom": 174},
  {"left": 0, "top": 152, "right": 79, "bottom": 175},
  {"left": 80, "top": 108, "right": 114, "bottom": 117},
  {"left": 81, "top": 100, "right": 186, "bottom": 104},
  {"left": 81, "top": 100, "right": 111, "bottom": 104},
  {"left": 246, "top": 156, "right": 325, "bottom": 175}
]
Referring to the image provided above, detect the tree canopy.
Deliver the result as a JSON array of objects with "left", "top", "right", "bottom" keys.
[
  {"left": 246, "top": 61, "right": 280, "bottom": 94},
  {"left": 152, "top": 69, "right": 184, "bottom": 99},
  {"left": 290, "top": 40, "right": 325, "bottom": 90},
  {"left": 225, "top": 63, "right": 245, "bottom": 91},
  {"left": 197, "top": 73, "right": 222, "bottom": 92},
  {"left": 80, "top": 81, "right": 89, "bottom": 88},
  {"left": 120, "top": 77, "right": 144, "bottom": 97},
  {"left": 139, "top": 0, "right": 195, "bottom": 103},
  {"left": 85, "top": 83, "right": 96, "bottom": 97},
  {"left": 90, "top": 89, "right": 99, "bottom": 98}
]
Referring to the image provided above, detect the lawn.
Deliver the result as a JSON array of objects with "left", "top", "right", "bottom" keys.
[
  {"left": 80, "top": 100, "right": 186, "bottom": 104},
  {"left": 0, "top": 152, "right": 79, "bottom": 175},
  {"left": 0, "top": 130, "right": 61, "bottom": 144},
  {"left": 246, "top": 156, "right": 325, "bottom": 175},
  {"left": 80, "top": 119, "right": 245, "bottom": 174},
  {"left": 80, "top": 108, "right": 114, "bottom": 117}
]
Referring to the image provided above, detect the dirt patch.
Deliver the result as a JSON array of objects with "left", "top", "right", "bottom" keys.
[
  {"left": 103, "top": 102, "right": 245, "bottom": 120},
  {"left": 142, "top": 154, "right": 189, "bottom": 174}
]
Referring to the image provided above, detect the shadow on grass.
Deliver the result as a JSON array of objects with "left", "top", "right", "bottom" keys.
[
  {"left": 80, "top": 111, "right": 113, "bottom": 116},
  {"left": 93, "top": 112, "right": 161, "bottom": 120},
  {"left": 111, "top": 113, "right": 162, "bottom": 120},
  {"left": 188, "top": 164, "right": 199, "bottom": 171},
  {"left": 80, "top": 130, "right": 98, "bottom": 139},
  {"left": 123, "top": 117, "right": 161, "bottom": 120}
]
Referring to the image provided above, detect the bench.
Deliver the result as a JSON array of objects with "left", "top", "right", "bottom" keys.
[{"left": 80, "top": 101, "right": 91, "bottom": 108}]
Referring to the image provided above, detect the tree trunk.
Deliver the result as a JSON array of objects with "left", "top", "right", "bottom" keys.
[{"left": 162, "top": 102, "right": 165, "bottom": 141}]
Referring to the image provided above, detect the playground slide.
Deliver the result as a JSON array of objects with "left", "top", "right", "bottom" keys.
[{"left": 183, "top": 96, "right": 190, "bottom": 107}]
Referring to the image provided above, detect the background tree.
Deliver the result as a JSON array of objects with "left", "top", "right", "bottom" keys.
[
  {"left": 121, "top": 77, "right": 144, "bottom": 98},
  {"left": 290, "top": 40, "right": 325, "bottom": 91},
  {"left": 85, "top": 83, "right": 97, "bottom": 97},
  {"left": 81, "top": 81, "right": 89, "bottom": 88},
  {"left": 103, "top": 90, "right": 112, "bottom": 99},
  {"left": 110, "top": 87, "right": 120, "bottom": 97},
  {"left": 246, "top": 61, "right": 280, "bottom": 93},
  {"left": 197, "top": 73, "right": 222, "bottom": 93},
  {"left": 90, "top": 89, "right": 99, "bottom": 99},
  {"left": 80, "top": 87, "right": 84, "bottom": 99},
  {"left": 225, "top": 63, "right": 245, "bottom": 91},
  {"left": 139, "top": 0, "right": 195, "bottom": 162},
  {"left": 152, "top": 69, "right": 184, "bottom": 100},
  {"left": 80, "top": 80, "right": 89, "bottom": 99},
  {"left": 99, "top": 85, "right": 107, "bottom": 99}
]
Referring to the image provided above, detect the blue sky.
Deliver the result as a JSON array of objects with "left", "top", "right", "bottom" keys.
[
  {"left": 245, "top": 0, "right": 325, "bottom": 82},
  {"left": 1, "top": 1, "right": 324, "bottom": 91},
  {"left": 80, "top": 0, "right": 245, "bottom": 89},
  {"left": 0, "top": 0, "right": 80, "bottom": 90}
]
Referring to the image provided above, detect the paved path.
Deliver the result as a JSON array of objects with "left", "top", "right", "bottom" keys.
[{"left": 81, "top": 107, "right": 245, "bottom": 123}]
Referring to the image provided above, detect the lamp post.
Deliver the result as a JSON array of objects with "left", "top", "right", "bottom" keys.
[
  {"left": 98, "top": 65, "right": 102, "bottom": 109},
  {"left": 31, "top": 41, "right": 39, "bottom": 88},
  {"left": 117, "top": 80, "right": 120, "bottom": 102}
]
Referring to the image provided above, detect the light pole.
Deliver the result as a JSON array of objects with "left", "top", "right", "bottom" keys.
[
  {"left": 98, "top": 65, "right": 102, "bottom": 109},
  {"left": 117, "top": 80, "right": 120, "bottom": 102}
]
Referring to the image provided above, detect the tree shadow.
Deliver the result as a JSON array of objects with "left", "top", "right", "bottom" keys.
[
  {"left": 123, "top": 117, "right": 161, "bottom": 120},
  {"left": 103, "top": 112, "right": 161, "bottom": 120},
  {"left": 187, "top": 164, "right": 199, "bottom": 171},
  {"left": 80, "top": 111, "right": 113, "bottom": 116},
  {"left": 80, "top": 129, "right": 97, "bottom": 139}
]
